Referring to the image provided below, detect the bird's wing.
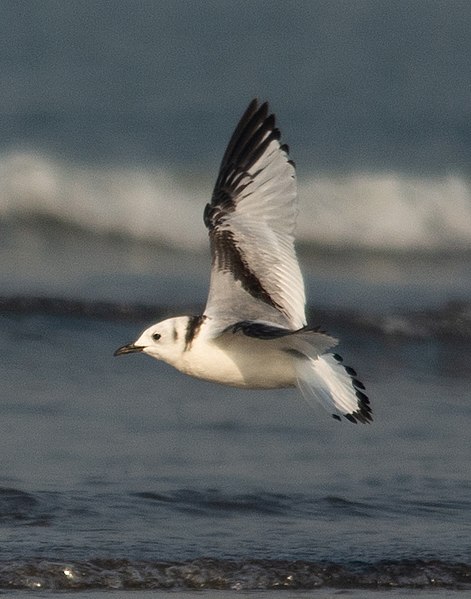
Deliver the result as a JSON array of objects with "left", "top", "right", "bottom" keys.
[{"left": 203, "top": 99, "right": 306, "bottom": 336}]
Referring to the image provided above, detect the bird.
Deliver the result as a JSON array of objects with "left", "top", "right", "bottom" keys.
[{"left": 114, "top": 99, "right": 372, "bottom": 423}]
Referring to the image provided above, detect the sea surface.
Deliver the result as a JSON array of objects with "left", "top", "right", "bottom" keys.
[
  {"left": 1, "top": 237, "right": 471, "bottom": 596},
  {"left": 1, "top": 3, "right": 471, "bottom": 597}
]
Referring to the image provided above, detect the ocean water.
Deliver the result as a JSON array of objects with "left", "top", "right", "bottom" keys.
[
  {"left": 1, "top": 2, "right": 471, "bottom": 596},
  {"left": 1, "top": 240, "right": 471, "bottom": 595}
]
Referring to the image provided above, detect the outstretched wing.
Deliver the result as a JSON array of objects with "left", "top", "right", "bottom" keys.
[{"left": 203, "top": 99, "right": 306, "bottom": 334}]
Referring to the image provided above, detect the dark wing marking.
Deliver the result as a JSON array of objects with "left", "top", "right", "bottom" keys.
[
  {"left": 206, "top": 228, "right": 282, "bottom": 312},
  {"left": 230, "top": 321, "right": 294, "bottom": 339},
  {"left": 230, "top": 321, "right": 326, "bottom": 340},
  {"left": 332, "top": 353, "right": 372, "bottom": 423}
]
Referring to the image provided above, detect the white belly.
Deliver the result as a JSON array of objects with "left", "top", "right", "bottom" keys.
[{"left": 176, "top": 334, "right": 297, "bottom": 389}]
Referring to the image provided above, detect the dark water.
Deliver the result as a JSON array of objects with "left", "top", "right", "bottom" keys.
[{"left": 1, "top": 284, "right": 471, "bottom": 593}]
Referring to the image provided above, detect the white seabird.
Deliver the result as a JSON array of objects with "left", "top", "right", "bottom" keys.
[{"left": 115, "top": 99, "right": 372, "bottom": 423}]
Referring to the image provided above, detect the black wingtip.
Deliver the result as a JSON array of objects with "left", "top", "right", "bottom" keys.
[
  {"left": 244, "top": 98, "right": 269, "bottom": 124},
  {"left": 245, "top": 98, "right": 261, "bottom": 119}
]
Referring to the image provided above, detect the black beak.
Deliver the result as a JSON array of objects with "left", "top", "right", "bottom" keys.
[{"left": 114, "top": 343, "right": 144, "bottom": 357}]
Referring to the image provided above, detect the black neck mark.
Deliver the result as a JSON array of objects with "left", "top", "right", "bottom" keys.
[{"left": 184, "top": 315, "right": 205, "bottom": 351}]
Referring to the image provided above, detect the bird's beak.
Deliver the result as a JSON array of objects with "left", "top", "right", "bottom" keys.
[{"left": 113, "top": 343, "right": 144, "bottom": 357}]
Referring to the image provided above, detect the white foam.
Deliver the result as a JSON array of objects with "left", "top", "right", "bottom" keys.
[
  {"left": 1, "top": 150, "right": 471, "bottom": 252},
  {"left": 297, "top": 173, "right": 471, "bottom": 251},
  {"left": 0, "top": 151, "right": 207, "bottom": 249}
]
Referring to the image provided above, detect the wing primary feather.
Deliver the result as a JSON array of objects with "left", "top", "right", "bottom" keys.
[
  {"left": 217, "top": 98, "right": 260, "bottom": 169},
  {"left": 212, "top": 101, "right": 276, "bottom": 203},
  {"left": 224, "top": 102, "right": 270, "bottom": 165},
  {"left": 205, "top": 104, "right": 283, "bottom": 233}
]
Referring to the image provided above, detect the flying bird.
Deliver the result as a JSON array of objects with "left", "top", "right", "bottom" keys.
[{"left": 114, "top": 99, "right": 372, "bottom": 423}]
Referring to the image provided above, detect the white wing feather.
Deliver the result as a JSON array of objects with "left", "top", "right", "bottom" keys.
[
  {"left": 203, "top": 100, "right": 306, "bottom": 334},
  {"left": 294, "top": 353, "right": 372, "bottom": 423}
]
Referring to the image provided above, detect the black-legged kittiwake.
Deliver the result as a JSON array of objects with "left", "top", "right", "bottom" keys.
[{"left": 114, "top": 99, "right": 372, "bottom": 423}]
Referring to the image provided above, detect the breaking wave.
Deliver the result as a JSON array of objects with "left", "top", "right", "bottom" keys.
[{"left": 1, "top": 150, "right": 471, "bottom": 252}]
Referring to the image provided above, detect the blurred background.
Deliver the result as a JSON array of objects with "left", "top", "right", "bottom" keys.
[{"left": 1, "top": 0, "right": 471, "bottom": 308}]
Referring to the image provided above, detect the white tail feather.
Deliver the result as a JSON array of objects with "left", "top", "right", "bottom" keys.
[{"left": 294, "top": 353, "right": 372, "bottom": 423}]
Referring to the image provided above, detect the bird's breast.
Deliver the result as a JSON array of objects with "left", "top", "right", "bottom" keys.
[{"left": 176, "top": 336, "right": 297, "bottom": 389}]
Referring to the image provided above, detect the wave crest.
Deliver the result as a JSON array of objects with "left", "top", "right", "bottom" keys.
[
  {"left": 298, "top": 173, "right": 471, "bottom": 251},
  {"left": 1, "top": 150, "right": 471, "bottom": 252}
]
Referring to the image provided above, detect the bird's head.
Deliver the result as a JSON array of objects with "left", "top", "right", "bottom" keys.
[{"left": 114, "top": 316, "right": 189, "bottom": 365}]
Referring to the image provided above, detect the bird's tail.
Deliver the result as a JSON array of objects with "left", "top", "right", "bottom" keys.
[{"left": 293, "top": 351, "right": 372, "bottom": 423}]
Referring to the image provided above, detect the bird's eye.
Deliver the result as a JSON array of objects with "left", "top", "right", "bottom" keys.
[{"left": 152, "top": 333, "right": 161, "bottom": 341}]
